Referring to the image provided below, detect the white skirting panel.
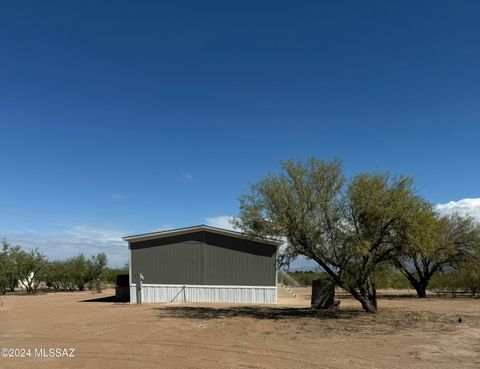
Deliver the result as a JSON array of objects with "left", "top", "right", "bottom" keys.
[{"left": 129, "top": 284, "right": 277, "bottom": 304}]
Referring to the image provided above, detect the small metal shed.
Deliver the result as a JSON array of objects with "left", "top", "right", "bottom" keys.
[{"left": 123, "top": 225, "right": 280, "bottom": 304}]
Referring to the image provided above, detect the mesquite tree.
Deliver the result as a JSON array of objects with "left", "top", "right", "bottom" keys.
[
  {"left": 0, "top": 242, "right": 46, "bottom": 294},
  {"left": 16, "top": 248, "right": 46, "bottom": 293},
  {"left": 234, "top": 158, "right": 422, "bottom": 313},
  {"left": 393, "top": 209, "right": 480, "bottom": 298}
]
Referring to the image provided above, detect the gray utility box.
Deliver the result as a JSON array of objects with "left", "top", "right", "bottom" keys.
[{"left": 311, "top": 279, "right": 335, "bottom": 310}]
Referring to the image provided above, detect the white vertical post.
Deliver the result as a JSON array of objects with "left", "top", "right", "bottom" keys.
[
  {"left": 128, "top": 242, "right": 132, "bottom": 284},
  {"left": 136, "top": 273, "right": 144, "bottom": 304}
]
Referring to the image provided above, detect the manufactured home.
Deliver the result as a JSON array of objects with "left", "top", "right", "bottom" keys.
[{"left": 123, "top": 225, "right": 280, "bottom": 304}]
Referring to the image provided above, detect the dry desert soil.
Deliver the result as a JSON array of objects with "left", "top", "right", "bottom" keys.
[{"left": 0, "top": 288, "right": 479, "bottom": 369}]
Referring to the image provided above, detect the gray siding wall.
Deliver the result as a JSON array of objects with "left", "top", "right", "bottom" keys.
[{"left": 130, "top": 231, "right": 276, "bottom": 286}]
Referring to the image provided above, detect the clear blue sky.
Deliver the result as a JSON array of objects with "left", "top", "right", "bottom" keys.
[{"left": 1, "top": 1, "right": 479, "bottom": 266}]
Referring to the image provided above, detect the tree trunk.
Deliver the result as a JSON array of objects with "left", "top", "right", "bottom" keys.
[
  {"left": 358, "top": 295, "right": 377, "bottom": 313},
  {"left": 346, "top": 283, "right": 377, "bottom": 313},
  {"left": 335, "top": 281, "right": 378, "bottom": 313},
  {"left": 311, "top": 256, "right": 378, "bottom": 313},
  {"left": 366, "top": 277, "right": 378, "bottom": 308},
  {"left": 397, "top": 266, "right": 430, "bottom": 298},
  {"left": 413, "top": 275, "right": 432, "bottom": 298},
  {"left": 415, "top": 284, "right": 427, "bottom": 298},
  {"left": 9, "top": 277, "right": 17, "bottom": 292},
  {"left": 470, "top": 288, "right": 477, "bottom": 298}
]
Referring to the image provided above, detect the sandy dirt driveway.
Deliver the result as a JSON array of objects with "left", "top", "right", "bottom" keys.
[{"left": 0, "top": 289, "right": 479, "bottom": 369}]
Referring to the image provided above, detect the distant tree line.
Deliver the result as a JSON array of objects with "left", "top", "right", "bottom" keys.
[
  {"left": 288, "top": 266, "right": 480, "bottom": 297},
  {"left": 0, "top": 241, "right": 127, "bottom": 295},
  {"left": 234, "top": 158, "right": 480, "bottom": 313}
]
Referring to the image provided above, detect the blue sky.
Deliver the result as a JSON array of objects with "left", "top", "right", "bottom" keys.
[{"left": 1, "top": 1, "right": 479, "bottom": 267}]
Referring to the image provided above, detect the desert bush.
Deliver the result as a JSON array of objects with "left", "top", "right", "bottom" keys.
[
  {"left": 430, "top": 269, "right": 480, "bottom": 297},
  {"left": 102, "top": 265, "right": 129, "bottom": 285},
  {"left": 0, "top": 241, "right": 23, "bottom": 293},
  {"left": 44, "top": 260, "right": 76, "bottom": 291},
  {"left": 44, "top": 253, "right": 108, "bottom": 292},
  {"left": 0, "top": 241, "right": 109, "bottom": 293},
  {"left": 85, "top": 253, "right": 107, "bottom": 292},
  {"left": 289, "top": 271, "right": 324, "bottom": 286},
  {"left": 374, "top": 266, "right": 412, "bottom": 289},
  {"left": 0, "top": 249, "right": 7, "bottom": 295}
]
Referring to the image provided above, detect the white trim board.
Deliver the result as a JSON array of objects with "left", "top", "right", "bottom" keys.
[{"left": 128, "top": 248, "right": 132, "bottom": 284}]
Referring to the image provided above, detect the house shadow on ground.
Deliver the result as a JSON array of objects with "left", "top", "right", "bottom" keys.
[
  {"left": 155, "top": 306, "right": 363, "bottom": 320},
  {"left": 80, "top": 295, "right": 127, "bottom": 303}
]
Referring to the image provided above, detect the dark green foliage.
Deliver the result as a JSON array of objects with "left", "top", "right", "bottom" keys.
[
  {"left": 289, "top": 271, "right": 328, "bottom": 286},
  {"left": 44, "top": 260, "right": 77, "bottom": 291},
  {"left": 374, "top": 266, "right": 412, "bottom": 289},
  {"left": 102, "top": 266, "right": 129, "bottom": 285},
  {"left": 86, "top": 253, "right": 107, "bottom": 292},
  {"left": 430, "top": 257, "right": 480, "bottom": 297},
  {"left": 0, "top": 244, "right": 8, "bottom": 295},
  {"left": 45, "top": 253, "right": 109, "bottom": 292},
  {"left": 0, "top": 241, "right": 22, "bottom": 293}
]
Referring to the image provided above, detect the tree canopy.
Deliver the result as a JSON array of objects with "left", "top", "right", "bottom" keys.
[
  {"left": 393, "top": 210, "right": 480, "bottom": 297},
  {"left": 235, "top": 158, "right": 480, "bottom": 310},
  {"left": 234, "top": 158, "right": 424, "bottom": 313}
]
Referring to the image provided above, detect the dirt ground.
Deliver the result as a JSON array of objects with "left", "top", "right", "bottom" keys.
[{"left": 0, "top": 288, "right": 479, "bottom": 369}]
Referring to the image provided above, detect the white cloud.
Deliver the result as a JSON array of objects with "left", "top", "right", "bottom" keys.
[
  {"left": 2, "top": 225, "right": 128, "bottom": 267},
  {"left": 435, "top": 198, "right": 480, "bottom": 221},
  {"left": 179, "top": 171, "right": 193, "bottom": 182},
  {"left": 111, "top": 193, "right": 125, "bottom": 202},
  {"left": 205, "top": 216, "right": 237, "bottom": 231}
]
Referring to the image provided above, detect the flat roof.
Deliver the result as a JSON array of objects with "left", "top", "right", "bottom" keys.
[{"left": 122, "top": 224, "right": 282, "bottom": 246}]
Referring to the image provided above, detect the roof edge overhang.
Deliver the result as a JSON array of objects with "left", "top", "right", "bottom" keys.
[{"left": 122, "top": 224, "right": 282, "bottom": 247}]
